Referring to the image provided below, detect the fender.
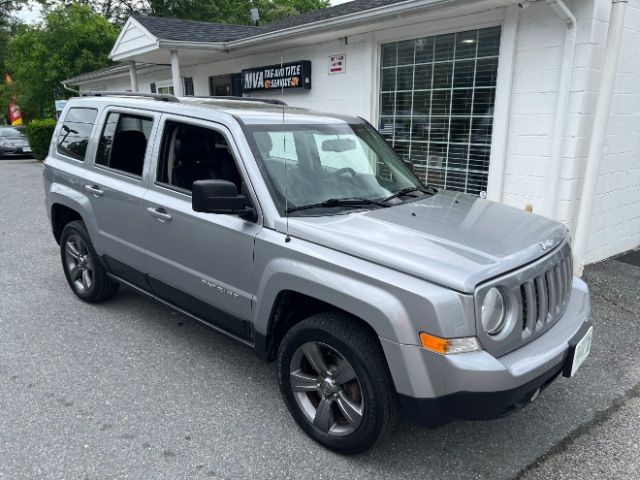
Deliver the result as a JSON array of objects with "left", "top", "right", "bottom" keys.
[
  {"left": 44, "top": 160, "right": 103, "bottom": 254},
  {"left": 252, "top": 228, "right": 475, "bottom": 346}
]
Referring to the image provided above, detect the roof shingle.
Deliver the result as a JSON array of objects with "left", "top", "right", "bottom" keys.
[{"left": 133, "top": 0, "right": 410, "bottom": 43}]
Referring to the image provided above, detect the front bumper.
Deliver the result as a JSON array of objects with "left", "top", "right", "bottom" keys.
[{"left": 381, "top": 277, "right": 591, "bottom": 426}]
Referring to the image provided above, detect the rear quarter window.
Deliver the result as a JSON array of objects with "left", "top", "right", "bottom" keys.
[{"left": 57, "top": 107, "right": 98, "bottom": 161}]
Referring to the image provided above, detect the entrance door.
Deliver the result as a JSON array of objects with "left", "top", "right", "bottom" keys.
[{"left": 209, "top": 74, "right": 243, "bottom": 96}]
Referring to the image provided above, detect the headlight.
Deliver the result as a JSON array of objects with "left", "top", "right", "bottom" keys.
[{"left": 481, "top": 287, "right": 506, "bottom": 335}]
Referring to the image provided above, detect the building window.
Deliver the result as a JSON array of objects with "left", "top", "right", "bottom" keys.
[
  {"left": 184, "top": 77, "right": 194, "bottom": 96},
  {"left": 150, "top": 82, "right": 156, "bottom": 93},
  {"left": 157, "top": 85, "right": 174, "bottom": 95},
  {"left": 379, "top": 26, "right": 501, "bottom": 195}
]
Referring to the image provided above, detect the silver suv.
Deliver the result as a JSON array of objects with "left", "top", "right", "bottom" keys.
[{"left": 44, "top": 93, "right": 592, "bottom": 454}]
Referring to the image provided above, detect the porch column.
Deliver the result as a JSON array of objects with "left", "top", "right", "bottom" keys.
[
  {"left": 170, "top": 49, "right": 183, "bottom": 96},
  {"left": 128, "top": 61, "right": 139, "bottom": 92}
]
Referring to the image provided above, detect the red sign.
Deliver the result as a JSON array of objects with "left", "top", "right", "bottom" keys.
[{"left": 329, "top": 54, "right": 346, "bottom": 75}]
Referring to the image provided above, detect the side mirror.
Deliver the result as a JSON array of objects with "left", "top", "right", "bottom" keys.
[{"left": 192, "top": 179, "right": 252, "bottom": 215}]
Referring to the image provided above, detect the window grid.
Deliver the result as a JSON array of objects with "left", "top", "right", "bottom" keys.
[{"left": 379, "top": 27, "right": 501, "bottom": 195}]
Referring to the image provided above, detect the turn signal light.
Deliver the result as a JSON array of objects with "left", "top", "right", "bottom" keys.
[{"left": 419, "top": 332, "right": 482, "bottom": 355}]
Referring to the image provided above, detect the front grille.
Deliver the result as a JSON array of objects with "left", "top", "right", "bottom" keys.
[
  {"left": 519, "top": 251, "right": 573, "bottom": 333},
  {"left": 475, "top": 239, "right": 574, "bottom": 357}
]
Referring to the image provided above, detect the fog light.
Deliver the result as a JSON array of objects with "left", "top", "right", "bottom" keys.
[{"left": 419, "top": 332, "right": 482, "bottom": 355}]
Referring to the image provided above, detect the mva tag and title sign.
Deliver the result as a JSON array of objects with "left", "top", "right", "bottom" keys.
[{"left": 242, "top": 60, "right": 312, "bottom": 93}]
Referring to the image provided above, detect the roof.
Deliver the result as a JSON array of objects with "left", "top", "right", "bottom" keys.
[
  {"left": 132, "top": 15, "right": 259, "bottom": 43},
  {"left": 257, "top": 0, "right": 411, "bottom": 34},
  {"left": 64, "top": 62, "right": 166, "bottom": 84},
  {"left": 132, "top": 0, "right": 410, "bottom": 43}
]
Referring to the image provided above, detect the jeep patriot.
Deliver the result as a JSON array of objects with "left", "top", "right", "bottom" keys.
[{"left": 44, "top": 93, "right": 592, "bottom": 454}]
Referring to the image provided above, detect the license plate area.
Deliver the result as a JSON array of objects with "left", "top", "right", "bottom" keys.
[{"left": 563, "top": 325, "right": 593, "bottom": 378}]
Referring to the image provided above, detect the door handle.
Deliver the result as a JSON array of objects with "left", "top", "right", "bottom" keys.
[
  {"left": 147, "top": 206, "right": 172, "bottom": 222},
  {"left": 84, "top": 184, "right": 104, "bottom": 197}
]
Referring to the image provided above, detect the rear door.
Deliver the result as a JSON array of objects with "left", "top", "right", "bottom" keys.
[
  {"left": 86, "top": 107, "right": 159, "bottom": 287},
  {"left": 141, "top": 115, "right": 262, "bottom": 340}
]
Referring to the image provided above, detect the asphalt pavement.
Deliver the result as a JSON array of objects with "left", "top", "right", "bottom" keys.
[{"left": 1, "top": 159, "right": 639, "bottom": 479}]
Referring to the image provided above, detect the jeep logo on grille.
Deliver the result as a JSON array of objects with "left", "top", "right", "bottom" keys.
[{"left": 539, "top": 239, "right": 554, "bottom": 251}]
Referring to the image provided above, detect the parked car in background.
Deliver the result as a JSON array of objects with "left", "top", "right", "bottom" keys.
[{"left": 0, "top": 126, "right": 32, "bottom": 158}]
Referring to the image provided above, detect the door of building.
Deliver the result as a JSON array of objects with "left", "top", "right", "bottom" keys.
[{"left": 209, "top": 74, "right": 242, "bottom": 96}]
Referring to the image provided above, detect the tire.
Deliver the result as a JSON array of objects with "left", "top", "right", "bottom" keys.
[
  {"left": 59, "top": 220, "right": 118, "bottom": 302},
  {"left": 277, "top": 312, "right": 397, "bottom": 454}
]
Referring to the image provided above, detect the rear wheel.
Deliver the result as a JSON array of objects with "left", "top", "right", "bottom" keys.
[
  {"left": 60, "top": 220, "right": 118, "bottom": 302},
  {"left": 277, "top": 312, "right": 397, "bottom": 454}
]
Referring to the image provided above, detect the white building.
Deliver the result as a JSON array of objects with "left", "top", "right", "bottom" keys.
[{"left": 65, "top": 0, "right": 640, "bottom": 272}]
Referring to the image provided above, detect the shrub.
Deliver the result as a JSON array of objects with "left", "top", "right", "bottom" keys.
[{"left": 26, "top": 118, "right": 57, "bottom": 160}]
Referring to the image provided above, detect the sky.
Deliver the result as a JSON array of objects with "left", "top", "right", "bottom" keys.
[{"left": 15, "top": 0, "right": 354, "bottom": 24}]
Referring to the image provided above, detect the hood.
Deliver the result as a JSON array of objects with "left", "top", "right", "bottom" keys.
[{"left": 279, "top": 191, "right": 568, "bottom": 293}]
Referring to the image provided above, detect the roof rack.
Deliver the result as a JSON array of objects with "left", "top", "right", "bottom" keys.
[
  {"left": 189, "top": 96, "right": 288, "bottom": 106},
  {"left": 79, "top": 91, "right": 288, "bottom": 107},
  {"left": 81, "top": 91, "right": 180, "bottom": 102}
]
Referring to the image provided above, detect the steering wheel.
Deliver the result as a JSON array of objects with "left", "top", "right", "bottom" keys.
[{"left": 333, "top": 167, "right": 357, "bottom": 177}]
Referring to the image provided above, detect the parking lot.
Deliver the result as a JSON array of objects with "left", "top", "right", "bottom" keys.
[{"left": 1, "top": 159, "right": 639, "bottom": 479}]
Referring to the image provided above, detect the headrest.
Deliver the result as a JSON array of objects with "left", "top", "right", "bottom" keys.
[{"left": 176, "top": 129, "right": 210, "bottom": 164}]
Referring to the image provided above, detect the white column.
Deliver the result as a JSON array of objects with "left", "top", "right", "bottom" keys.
[
  {"left": 170, "top": 49, "right": 183, "bottom": 97},
  {"left": 128, "top": 61, "right": 139, "bottom": 92},
  {"left": 544, "top": 0, "right": 577, "bottom": 220},
  {"left": 573, "top": 0, "right": 628, "bottom": 276},
  {"left": 485, "top": 5, "right": 519, "bottom": 203}
]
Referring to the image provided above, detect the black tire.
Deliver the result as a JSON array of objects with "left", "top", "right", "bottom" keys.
[
  {"left": 277, "top": 312, "right": 397, "bottom": 454},
  {"left": 60, "top": 220, "right": 118, "bottom": 302}
]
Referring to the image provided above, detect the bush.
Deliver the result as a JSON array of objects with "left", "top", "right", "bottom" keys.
[{"left": 26, "top": 118, "right": 57, "bottom": 160}]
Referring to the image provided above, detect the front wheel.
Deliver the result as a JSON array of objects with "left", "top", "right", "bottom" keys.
[
  {"left": 277, "top": 312, "right": 397, "bottom": 454},
  {"left": 60, "top": 220, "right": 118, "bottom": 302}
]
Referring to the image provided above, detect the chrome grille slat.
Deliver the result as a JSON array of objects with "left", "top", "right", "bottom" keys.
[
  {"left": 523, "top": 281, "right": 537, "bottom": 331},
  {"left": 546, "top": 270, "right": 557, "bottom": 317},
  {"left": 536, "top": 276, "right": 548, "bottom": 324}
]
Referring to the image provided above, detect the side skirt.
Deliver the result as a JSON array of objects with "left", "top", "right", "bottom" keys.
[{"left": 104, "top": 260, "right": 254, "bottom": 348}]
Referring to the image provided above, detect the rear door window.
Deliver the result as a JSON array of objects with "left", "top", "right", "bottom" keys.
[
  {"left": 57, "top": 107, "right": 98, "bottom": 161},
  {"left": 95, "top": 112, "right": 153, "bottom": 177}
]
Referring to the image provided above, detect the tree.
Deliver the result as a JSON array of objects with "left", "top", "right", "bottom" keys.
[
  {"left": 5, "top": 4, "right": 117, "bottom": 119},
  {"left": 147, "top": 0, "right": 330, "bottom": 24},
  {"left": 40, "top": 0, "right": 330, "bottom": 25}
]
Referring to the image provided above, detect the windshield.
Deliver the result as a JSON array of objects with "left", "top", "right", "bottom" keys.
[
  {"left": 246, "top": 122, "right": 425, "bottom": 215},
  {"left": 0, "top": 128, "right": 24, "bottom": 138}
]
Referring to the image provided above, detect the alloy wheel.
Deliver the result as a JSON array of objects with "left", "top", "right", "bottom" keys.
[
  {"left": 64, "top": 234, "right": 94, "bottom": 294},
  {"left": 289, "top": 341, "right": 364, "bottom": 436}
]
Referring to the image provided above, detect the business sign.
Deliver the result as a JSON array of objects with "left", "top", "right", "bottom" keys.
[
  {"left": 242, "top": 60, "right": 311, "bottom": 93},
  {"left": 55, "top": 99, "right": 68, "bottom": 112},
  {"left": 329, "top": 54, "right": 346, "bottom": 74}
]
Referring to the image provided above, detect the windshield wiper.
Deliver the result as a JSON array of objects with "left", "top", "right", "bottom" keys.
[
  {"left": 382, "top": 185, "right": 437, "bottom": 203},
  {"left": 287, "top": 197, "right": 390, "bottom": 214}
]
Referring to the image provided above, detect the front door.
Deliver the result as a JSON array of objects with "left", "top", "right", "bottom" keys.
[{"left": 141, "top": 115, "right": 261, "bottom": 340}]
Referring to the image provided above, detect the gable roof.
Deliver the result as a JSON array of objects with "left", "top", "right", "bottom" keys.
[{"left": 132, "top": 15, "right": 260, "bottom": 43}]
